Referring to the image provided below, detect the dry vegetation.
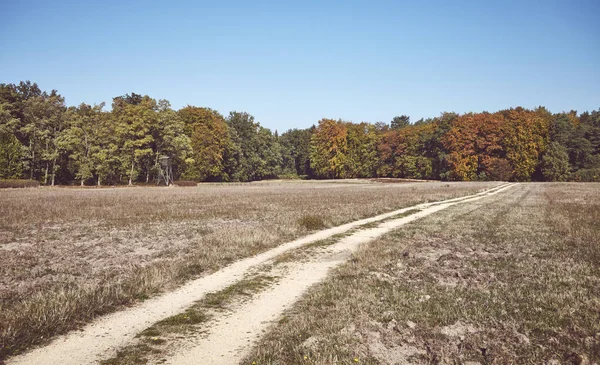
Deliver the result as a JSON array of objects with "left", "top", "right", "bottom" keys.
[
  {"left": 0, "top": 180, "right": 40, "bottom": 189},
  {"left": 0, "top": 180, "right": 499, "bottom": 359},
  {"left": 244, "top": 183, "right": 600, "bottom": 365}
]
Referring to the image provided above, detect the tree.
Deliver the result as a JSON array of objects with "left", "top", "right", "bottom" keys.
[
  {"left": 225, "top": 111, "right": 281, "bottom": 181},
  {"left": 442, "top": 112, "right": 506, "bottom": 181},
  {"left": 541, "top": 142, "right": 570, "bottom": 181},
  {"left": 391, "top": 115, "right": 410, "bottom": 130},
  {"left": 0, "top": 132, "right": 23, "bottom": 179},
  {"left": 58, "top": 103, "right": 105, "bottom": 185},
  {"left": 279, "top": 127, "right": 314, "bottom": 177},
  {"left": 152, "top": 100, "right": 191, "bottom": 182},
  {"left": 345, "top": 122, "right": 379, "bottom": 178},
  {"left": 377, "top": 122, "right": 435, "bottom": 179},
  {"left": 310, "top": 119, "right": 348, "bottom": 179},
  {"left": 179, "top": 106, "right": 228, "bottom": 181},
  {"left": 112, "top": 94, "right": 156, "bottom": 185},
  {"left": 17, "top": 85, "right": 66, "bottom": 185},
  {"left": 500, "top": 107, "right": 550, "bottom": 181}
]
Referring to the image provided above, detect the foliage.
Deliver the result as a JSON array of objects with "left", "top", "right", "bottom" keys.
[
  {"left": 226, "top": 111, "right": 282, "bottom": 181},
  {"left": 0, "top": 131, "right": 23, "bottom": 179},
  {"left": 179, "top": 106, "right": 227, "bottom": 181},
  {"left": 279, "top": 127, "right": 313, "bottom": 176},
  {"left": 541, "top": 142, "right": 571, "bottom": 181},
  {"left": 310, "top": 119, "right": 348, "bottom": 179},
  {"left": 0, "top": 80, "right": 598, "bottom": 184}
]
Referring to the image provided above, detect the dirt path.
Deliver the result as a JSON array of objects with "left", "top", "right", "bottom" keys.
[
  {"left": 164, "top": 183, "right": 515, "bottom": 364},
  {"left": 7, "top": 183, "right": 513, "bottom": 365}
]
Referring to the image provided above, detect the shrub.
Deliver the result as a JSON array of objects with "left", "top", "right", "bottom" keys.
[
  {"left": 297, "top": 215, "right": 326, "bottom": 230},
  {"left": 570, "top": 168, "right": 600, "bottom": 182},
  {"left": 0, "top": 179, "right": 40, "bottom": 189},
  {"left": 174, "top": 180, "right": 197, "bottom": 187}
]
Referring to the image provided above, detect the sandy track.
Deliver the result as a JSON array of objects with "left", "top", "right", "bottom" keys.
[{"left": 6, "top": 183, "right": 513, "bottom": 365}]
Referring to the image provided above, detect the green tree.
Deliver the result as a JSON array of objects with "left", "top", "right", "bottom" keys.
[
  {"left": 151, "top": 100, "right": 191, "bottom": 182},
  {"left": 226, "top": 111, "right": 281, "bottom": 181},
  {"left": 58, "top": 103, "right": 105, "bottom": 185},
  {"left": 0, "top": 132, "right": 23, "bottom": 179},
  {"left": 345, "top": 122, "right": 378, "bottom": 178},
  {"left": 391, "top": 115, "right": 410, "bottom": 130},
  {"left": 541, "top": 142, "right": 571, "bottom": 181},
  {"left": 112, "top": 94, "right": 156, "bottom": 185},
  {"left": 279, "top": 127, "right": 314, "bottom": 177}
]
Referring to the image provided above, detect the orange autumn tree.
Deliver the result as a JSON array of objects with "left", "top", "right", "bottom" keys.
[
  {"left": 377, "top": 122, "right": 436, "bottom": 179},
  {"left": 499, "top": 107, "right": 551, "bottom": 181},
  {"left": 442, "top": 112, "right": 506, "bottom": 180},
  {"left": 309, "top": 118, "right": 348, "bottom": 178}
]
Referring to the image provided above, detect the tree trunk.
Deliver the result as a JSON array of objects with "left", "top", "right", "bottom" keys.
[
  {"left": 81, "top": 179, "right": 84, "bottom": 187},
  {"left": 29, "top": 139, "right": 34, "bottom": 180},
  {"left": 44, "top": 162, "right": 49, "bottom": 185},
  {"left": 98, "top": 176, "right": 101, "bottom": 186},
  {"left": 51, "top": 157, "right": 57, "bottom": 186},
  {"left": 128, "top": 155, "right": 135, "bottom": 186}
]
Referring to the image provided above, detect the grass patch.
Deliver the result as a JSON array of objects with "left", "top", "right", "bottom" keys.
[
  {"left": 203, "top": 275, "right": 276, "bottom": 308},
  {"left": 99, "top": 343, "right": 157, "bottom": 365},
  {"left": 273, "top": 232, "right": 355, "bottom": 265},
  {"left": 157, "top": 308, "right": 208, "bottom": 326},
  {"left": 297, "top": 215, "right": 327, "bottom": 230}
]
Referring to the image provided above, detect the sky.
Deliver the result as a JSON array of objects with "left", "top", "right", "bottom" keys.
[{"left": 1, "top": 0, "right": 599, "bottom": 131}]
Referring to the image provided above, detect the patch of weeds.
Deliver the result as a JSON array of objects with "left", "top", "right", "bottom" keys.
[
  {"left": 203, "top": 275, "right": 276, "bottom": 308},
  {"left": 100, "top": 343, "right": 156, "bottom": 365},
  {"left": 358, "top": 221, "right": 380, "bottom": 229},
  {"left": 157, "top": 308, "right": 208, "bottom": 326},
  {"left": 297, "top": 215, "right": 326, "bottom": 230},
  {"left": 137, "top": 327, "right": 161, "bottom": 337},
  {"left": 274, "top": 235, "right": 346, "bottom": 265}
]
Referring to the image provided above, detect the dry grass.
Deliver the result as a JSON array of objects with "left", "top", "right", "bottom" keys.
[
  {"left": 244, "top": 183, "right": 600, "bottom": 365},
  {"left": 0, "top": 180, "right": 40, "bottom": 189},
  {"left": 0, "top": 180, "right": 498, "bottom": 358}
]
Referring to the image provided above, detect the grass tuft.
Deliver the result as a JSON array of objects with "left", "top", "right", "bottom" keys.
[{"left": 297, "top": 215, "right": 326, "bottom": 230}]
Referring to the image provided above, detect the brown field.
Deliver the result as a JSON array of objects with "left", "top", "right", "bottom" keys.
[
  {"left": 0, "top": 180, "right": 499, "bottom": 358},
  {"left": 244, "top": 183, "right": 600, "bottom": 364}
]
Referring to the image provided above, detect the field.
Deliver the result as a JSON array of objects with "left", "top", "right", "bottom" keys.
[
  {"left": 245, "top": 183, "right": 600, "bottom": 364},
  {"left": 0, "top": 180, "right": 499, "bottom": 359}
]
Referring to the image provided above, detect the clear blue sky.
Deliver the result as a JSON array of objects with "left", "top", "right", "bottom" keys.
[{"left": 1, "top": 0, "right": 599, "bottom": 131}]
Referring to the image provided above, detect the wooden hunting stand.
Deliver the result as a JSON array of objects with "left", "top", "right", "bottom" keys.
[{"left": 157, "top": 155, "right": 174, "bottom": 186}]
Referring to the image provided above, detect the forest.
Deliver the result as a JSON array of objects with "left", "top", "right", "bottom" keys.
[{"left": 0, "top": 81, "right": 599, "bottom": 185}]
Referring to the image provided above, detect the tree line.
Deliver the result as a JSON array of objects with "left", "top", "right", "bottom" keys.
[{"left": 1, "top": 81, "right": 598, "bottom": 184}]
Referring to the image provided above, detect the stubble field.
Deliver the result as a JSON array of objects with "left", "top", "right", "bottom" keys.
[{"left": 0, "top": 180, "right": 500, "bottom": 359}]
